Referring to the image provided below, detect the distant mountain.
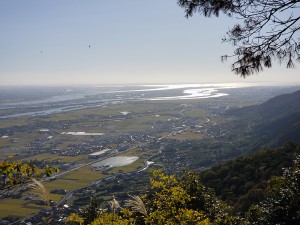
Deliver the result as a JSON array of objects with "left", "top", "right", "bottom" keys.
[
  {"left": 228, "top": 89, "right": 300, "bottom": 146},
  {"left": 230, "top": 89, "right": 300, "bottom": 119},
  {"left": 259, "top": 89, "right": 300, "bottom": 118}
]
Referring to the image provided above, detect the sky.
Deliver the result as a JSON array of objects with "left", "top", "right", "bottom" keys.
[{"left": 0, "top": 0, "right": 299, "bottom": 86}]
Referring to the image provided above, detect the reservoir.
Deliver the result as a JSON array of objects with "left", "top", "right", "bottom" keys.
[{"left": 91, "top": 156, "right": 139, "bottom": 168}]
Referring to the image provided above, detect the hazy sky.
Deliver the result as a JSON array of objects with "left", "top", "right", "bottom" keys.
[{"left": 1, "top": 0, "right": 299, "bottom": 86}]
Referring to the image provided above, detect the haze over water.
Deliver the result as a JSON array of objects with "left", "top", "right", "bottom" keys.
[{"left": 1, "top": 83, "right": 299, "bottom": 119}]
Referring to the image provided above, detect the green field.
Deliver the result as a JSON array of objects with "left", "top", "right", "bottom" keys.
[
  {"left": 0, "top": 198, "right": 50, "bottom": 218},
  {"left": 0, "top": 100, "right": 216, "bottom": 219},
  {"left": 22, "top": 153, "right": 87, "bottom": 163}
]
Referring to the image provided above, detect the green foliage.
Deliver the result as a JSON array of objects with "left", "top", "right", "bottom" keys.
[
  {"left": 66, "top": 152, "right": 300, "bottom": 225},
  {"left": 199, "top": 142, "right": 300, "bottom": 213},
  {"left": 70, "top": 169, "right": 240, "bottom": 225},
  {"left": 66, "top": 213, "right": 84, "bottom": 225},
  {"left": 180, "top": 171, "right": 234, "bottom": 224},
  {"left": 0, "top": 160, "right": 59, "bottom": 196},
  {"left": 80, "top": 197, "right": 102, "bottom": 225},
  {"left": 90, "top": 211, "right": 134, "bottom": 225},
  {"left": 144, "top": 169, "right": 211, "bottom": 225},
  {"left": 247, "top": 155, "right": 300, "bottom": 224}
]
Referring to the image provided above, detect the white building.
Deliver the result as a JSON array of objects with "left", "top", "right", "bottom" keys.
[{"left": 88, "top": 149, "right": 111, "bottom": 159}]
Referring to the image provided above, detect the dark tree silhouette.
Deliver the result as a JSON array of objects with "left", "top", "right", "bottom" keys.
[{"left": 178, "top": 0, "right": 300, "bottom": 77}]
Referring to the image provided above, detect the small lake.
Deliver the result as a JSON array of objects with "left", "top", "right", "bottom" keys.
[
  {"left": 61, "top": 132, "right": 105, "bottom": 136},
  {"left": 91, "top": 156, "right": 139, "bottom": 168}
]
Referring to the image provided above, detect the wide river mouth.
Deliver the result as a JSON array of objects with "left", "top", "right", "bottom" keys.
[{"left": 0, "top": 83, "right": 244, "bottom": 119}]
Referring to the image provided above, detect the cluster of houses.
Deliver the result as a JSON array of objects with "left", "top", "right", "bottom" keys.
[{"left": 0, "top": 102, "right": 233, "bottom": 224}]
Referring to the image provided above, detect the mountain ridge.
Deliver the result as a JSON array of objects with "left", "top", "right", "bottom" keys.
[{"left": 228, "top": 89, "right": 300, "bottom": 147}]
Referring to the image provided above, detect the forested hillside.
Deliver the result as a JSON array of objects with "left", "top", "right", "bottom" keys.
[
  {"left": 227, "top": 89, "right": 300, "bottom": 148},
  {"left": 200, "top": 141, "right": 300, "bottom": 213},
  {"left": 230, "top": 90, "right": 300, "bottom": 119}
]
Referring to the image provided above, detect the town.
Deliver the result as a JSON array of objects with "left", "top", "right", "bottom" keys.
[{"left": 1, "top": 85, "right": 298, "bottom": 224}]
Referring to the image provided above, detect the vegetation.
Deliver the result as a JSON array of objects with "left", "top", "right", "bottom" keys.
[
  {"left": 1, "top": 88, "right": 300, "bottom": 222},
  {"left": 0, "top": 160, "right": 58, "bottom": 197},
  {"left": 247, "top": 155, "right": 300, "bottom": 224},
  {"left": 67, "top": 169, "right": 237, "bottom": 225},
  {"left": 0, "top": 198, "right": 49, "bottom": 220},
  {"left": 199, "top": 141, "right": 300, "bottom": 213},
  {"left": 67, "top": 144, "right": 300, "bottom": 225},
  {"left": 0, "top": 160, "right": 58, "bottom": 222},
  {"left": 178, "top": 0, "right": 300, "bottom": 77}
]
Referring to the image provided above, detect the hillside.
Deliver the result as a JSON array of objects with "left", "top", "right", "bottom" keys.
[
  {"left": 229, "top": 89, "right": 300, "bottom": 119},
  {"left": 199, "top": 141, "right": 300, "bottom": 213},
  {"left": 228, "top": 89, "right": 300, "bottom": 147}
]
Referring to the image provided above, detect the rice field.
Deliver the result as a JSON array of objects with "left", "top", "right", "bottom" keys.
[{"left": 0, "top": 198, "right": 50, "bottom": 218}]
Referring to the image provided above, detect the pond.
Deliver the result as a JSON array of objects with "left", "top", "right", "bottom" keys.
[{"left": 91, "top": 156, "right": 139, "bottom": 168}]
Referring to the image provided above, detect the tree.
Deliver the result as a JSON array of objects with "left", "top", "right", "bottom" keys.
[
  {"left": 80, "top": 197, "right": 102, "bottom": 225},
  {"left": 246, "top": 155, "right": 300, "bottom": 224},
  {"left": 66, "top": 213, "right": 84, "bottom": 225},
  {"left": 178, "top": 0, "right": 300, "bottom": 77},
  {"left": 69, "top": 169, "right": 239, "bottom": 225},
  {"left": 0, "top": 161, "right": 57, "bottom": 195},
  {"left": 143, "top": 169, "right": 212, "bottom": 225},
  {"left": 0, "top": 160, "right": 58, "bottom": 203}
]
